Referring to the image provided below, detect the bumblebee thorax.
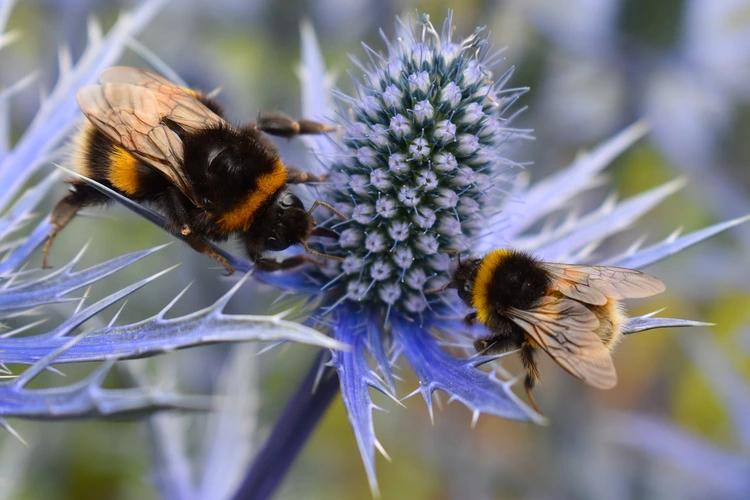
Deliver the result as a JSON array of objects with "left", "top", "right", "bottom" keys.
[{"left": 471, "top": 249, "right": 551, "bottom": 323}]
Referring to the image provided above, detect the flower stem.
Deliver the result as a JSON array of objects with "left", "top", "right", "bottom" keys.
[{"left": 231, "top": 354, "right": 339, "bottom": 500}]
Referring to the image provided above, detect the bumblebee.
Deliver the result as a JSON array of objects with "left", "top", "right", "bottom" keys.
[
  {"left": 444, "top": 248, "right": 665, "bottom": 411},
  {"left": 43, "top": 66, "right": 341, "bottom": 274}
]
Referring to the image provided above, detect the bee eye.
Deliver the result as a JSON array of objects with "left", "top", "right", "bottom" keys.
[{"left": 280, "top": 193, "right": 303, "bottom": 209}]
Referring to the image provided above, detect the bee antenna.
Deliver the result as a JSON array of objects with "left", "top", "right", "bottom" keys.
[
  {"left": 306, "top": 200, "right": 346, "bottom": 220},
  {"left": 301, "top": 240, "right": 344, "bottom": 262},
  {"left": 439, "top": 248, "right": 462, "bottom": 265},
  {"left": 424, "top": 281, "right": 453, "bottom": 294}
]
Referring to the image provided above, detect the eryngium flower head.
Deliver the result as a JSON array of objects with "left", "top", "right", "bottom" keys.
[
  {"left": 241, "top": 13, "right": 747, "bottom": 497},
  {"left": 315, "top": 13, "right": 529, "bottom": 316}
]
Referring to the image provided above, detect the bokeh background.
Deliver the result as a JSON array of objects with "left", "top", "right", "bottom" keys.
[{"left": 2, "top": 0, "right": 749, "bottom": 498}]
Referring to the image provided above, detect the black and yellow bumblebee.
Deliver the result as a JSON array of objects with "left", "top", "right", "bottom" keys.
[
  {"left": 443, "top": 248, "right": 665, "bottom": 411},
  {"left": 43, "top": 66, "right": 341, "bottom": 274}
]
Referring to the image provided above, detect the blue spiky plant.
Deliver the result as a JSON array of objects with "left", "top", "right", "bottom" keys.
[
  {"left": 2, "top": 2, "right": 748, "bottom": 498},
  {"left": 234, "top": 12, "right": 749, "bottom": 498}
]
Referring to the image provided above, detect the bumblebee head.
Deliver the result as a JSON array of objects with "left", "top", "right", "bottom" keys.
[
  {"left": 449, "top": 258, "right": 482, "bottom": 304},
  {"left": 243, "top": 190, "right": 342, "bottom": 265},
  {"left": 261, "top": 190, "right": 313, "bottom": 252}
]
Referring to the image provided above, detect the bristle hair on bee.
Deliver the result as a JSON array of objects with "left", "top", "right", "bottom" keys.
[
  {"left": 43, "top": 66, "right": 344, "bottom": 274},
  {"left": 435, "top": 248, "right": 665, "bottom": 412}
]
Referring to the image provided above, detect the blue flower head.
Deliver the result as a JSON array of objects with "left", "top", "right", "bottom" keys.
[
  {"left": 247, "top": 15, "right": 544, "bottom": 494},
  {"left": 315, "top": 13, "right": 528, "bottom": 318},
  {"left": 245, "top": 12, "right": 749, "bottom": 497}
]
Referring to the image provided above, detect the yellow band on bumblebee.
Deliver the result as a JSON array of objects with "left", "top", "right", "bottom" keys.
[
  {"left": 471, "top": 248, "right": 512, "bottom": 325},
  {"left": 217, "top": 159, "right": 287, "bottom": 232}
]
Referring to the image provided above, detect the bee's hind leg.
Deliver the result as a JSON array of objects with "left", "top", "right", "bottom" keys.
[
  {"left": 256, "top": 113, "right": 333, "bottom": 138},
  {"left": 285, "top": 168, "right": 327, "bottom": 184},
  {"left": 519, "top": 342, "right": 542, "bottom": 414},
  {"left": 159, "top": 186, "right": 235, "bottom": 276},
  {"left": 42, "top": 184, "right": 106, "bottom": 268},
  {"left": 183, "top": 233, "right": 235, "bottom": 276},
  {"left": 285, "top": 163, "right": 345, "bottom": 186}
]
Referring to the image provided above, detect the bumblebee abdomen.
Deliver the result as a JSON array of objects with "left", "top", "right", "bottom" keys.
[
  {"left": 106, "top": 145, "right": 141, "bottom": 195},
  {"left": 71, "top": 123, "right": 167, "bottom": 198},
  {"left": 588, "top": 299, "right": 625, "bottom": 350}
]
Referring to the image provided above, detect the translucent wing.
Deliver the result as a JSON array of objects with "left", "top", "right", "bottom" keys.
[
  {"left": 76, "top": 67, "right": 225, "bottom": 206},
  {"left": 541, "top": 263, "right": 666, "bottom": 306},
  {"left": 508, "top": 296, "right": 618, "bottom": 389},
  {"left": 99, "top": 67, "right": 221, "bottom": 133}
]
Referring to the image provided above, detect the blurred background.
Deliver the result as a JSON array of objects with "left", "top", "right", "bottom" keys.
[{"left": 2, "top": 0, "right": 749, "bottom": 498}]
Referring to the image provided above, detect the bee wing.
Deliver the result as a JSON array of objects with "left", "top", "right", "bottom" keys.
[
  {"left": 508, "top": 296, "right": 618, "bottom": 389},
  {"left": 76, "top": 72, "right": 225, "bottom": 207},
  {"left": 541, "top": 263, "right": 666, "bottom": 305},
  {"left": 98, "top": 67, "right": 221, "bottom": 134}
]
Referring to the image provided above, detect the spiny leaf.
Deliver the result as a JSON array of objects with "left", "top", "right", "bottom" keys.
[
  {"left": 1, "top": 271, "right": 346, "bottom": 366},
  {"left": 393, "top": 314, "right": 542, "bottom": 425},
  {"left": 607, "top": 214, "right": 750, "bottom": 269},
  {"left": 0, "top": 244, "right": 168, "bottom": 312},
  {"left": 528, "top": 178, "right": 685, "bottom": 259},
  {"left": 498, "top": 121, "right": 649, "bottom": 240},
  {"left": 331, "top": 307, "right": 396, "bottom": 497}
]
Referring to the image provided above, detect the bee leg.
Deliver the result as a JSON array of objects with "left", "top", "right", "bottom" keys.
[
  {"left": 42, "top": 185, "right": 106, "bottom": 268},
  {"left": 519, "top": 342, "right": 542, "bottom": 414},
  {"left": 524, "top": 377, "right": 541, "bottom": 415},
  {"left": 163, "top": 186, "right": 198, "bottom": 235},
  {"left": 464, "top": 312, "right": 478, "bottom": 326},
  {"left": 159, "top": 187, "right": 234, "bottom": 274},
  {"left": 254, "top": 255, "right": 324, "bottom": 272},
  {"left": 285, "top": 168, "right": 327, "bottom": 184},
  {"left": 474, "top": 332, "right": 517, "bottom": 354},
  {"left": 183, "top": 233, "right": 235, "bottom": 275},
  {"left": 256, "top": 113, "right": 334, "bottom": 138}
]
